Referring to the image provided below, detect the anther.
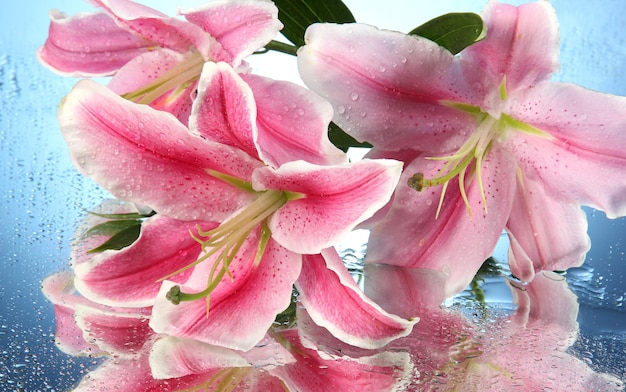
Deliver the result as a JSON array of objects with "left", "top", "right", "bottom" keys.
[{"left": 407, "top": 172, "right": 424, "bottom": 191}]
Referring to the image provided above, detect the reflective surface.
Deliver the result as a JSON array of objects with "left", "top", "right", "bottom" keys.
[{"left": 1, "top": 0, "right": 625, "bottom": 390}]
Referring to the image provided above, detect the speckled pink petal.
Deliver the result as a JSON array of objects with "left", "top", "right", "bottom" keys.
[
  {"left": 150, "top": 235, "right": 301, "bottom": 351},
  {"left": 298, "top": 23, "right": 493, "bottom": 152},
  {"left": 242, "top": 73, "right": 346, "bottom": 168},
  {"left": 505, "top": 171, "right": 589, "bottom": 282},
  {"left": 91, "top": 0, "right": 219, "bottom": 59},
  {"left": 182, "top": 0, "right": 283, "bottom": 67},
  {"left": 73, "top": 215, "right": 215, "bottom": 307},
  {"left": 252, "top": 159, "right": 401, "bottom": 254},
  {"left": 58, "top": 79, "right": 261, "bottom": 222},
  {"left": 296, "top": 249, "right": 417, "bottom": 349},
  {"left": 365, "top": 147, "right": 517, "bottom": 298},
  {"left": 505, "top": 82, "right": 626, "bottom": 218},
  {"left": 190, "top": 62, "right": 259, "bottom": 160},
  {"left": 463, "top": 1, "right": 559, "bottom": 92},
  {"left": 37, "top": 9, "right": 151, "bottom": 77},
  {"left": 107, "top": 48, "right": 196, "bottom": 123}
]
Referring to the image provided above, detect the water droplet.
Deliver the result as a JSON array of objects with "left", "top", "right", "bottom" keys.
[{"left": 350, "top": 92, "right": 359, "bottom": 101}]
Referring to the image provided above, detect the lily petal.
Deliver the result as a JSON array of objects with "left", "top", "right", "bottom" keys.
[
  {"left": 190, "top": 62, "right": 259, "bottom": 159},
  {"left": 272, "top": 329, "right": 410, "bottom": 392},
  {"left": 464, "top": 1, "right": 559, "bottom": 92},
  {"left": 365, "top": 147, "right": 517, "bottom": 297},
  {"left": 90, "top": 0, "right": 219, "bottom": 59},
  {"left": 37, "top": 9, "right": 151, "bottom": 77},
  {"left": 41, "top": 271, "right": 105, "bottom": 356},
  {"left": 297, "top": 23, "right": 491, "bottom": 151},
  {"left": 107, "top": 48, "right": 197, "bottom": 123},
  {"left": 505, "top": 82, "right": 626, "bottom": 218},
  {"left": 73, "top": 354, "right": 217, "bottom": 392},
  {"left": 150, "top": 336, "right": 249, "bottom": 379},
  {"left": 74, "top": 304, "right": 153, "bottom": 357},
  {"left": 74, "top": 215, "right": 214, "bottom": 307},
  {"left": 58, "top": 79, "right": 261, "bottom": 222},
  {"left": 505, "top": 171, "right": 590, "bottom": 282},
  {"left": 296, "top": 249, "right": 417, "bottom": 349},
  {"left": 150, "top": 235, "right": 301, "bottom": 351},
  {"left": 242, "top": 73, "right": 346, "bottom": 167},
  {"left": 364, "top": 263, "right": 450, "bottom": 318},
  {"left": 182, "top": 0, "right": 282, "bottom": 67},
  {"left": 252, "top": 159, "right": 401, "bottom": 254}
]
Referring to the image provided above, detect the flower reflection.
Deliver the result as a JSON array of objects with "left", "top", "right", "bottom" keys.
[
  {"left": 44, "top": 256, "right": 624, "bottom": 391},
  {"left": 364, "top": 264, "right": 624, "bottom": 391}
]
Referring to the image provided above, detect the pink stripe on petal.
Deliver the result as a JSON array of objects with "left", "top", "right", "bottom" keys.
[
  {"left": 58, "top": 79, "right": 261, "bottom": 222},
  {"left": 190, "top": 62, "right": 259, "bottom": 159},
  {"left": 74, "top": 216, "right": 215, "bottom": 307},
  {"left": 92, "top": 0, "right": 217, "bottom": 58},
  {"left": 298, "top": 23, "right": 486, "bottom": 152},
  {"left": 150, "top": 237, "right": 301, "bottom": 351},
  {"left": 272, "top": 329, "right": 411, "bottom": 392},
  {"left": 253, "top": 159, "right": 401, "bottom": 254},
  {"left": 41, "top": 272, "right": 105, "bottom": 356},
  {"left": 366, "top": 148, "right": 517, "bottom": 297},
  {"left": 297, "top": 249, "right": 417, "bottom": 349},
  {"left": 506, "top": 170, "right": 590, "bottom": 282},
  {"left": 464, "top": 1, "right": 559, "bottom": 91},
  {"left": 74, "top": 304, "right": 153, "bottom": 357},
  {"left": 243, "top": 73, "right": 346, "bottom": 168},
  {"left": 37, "top": 9, "right": 151, "bottom": 77},
  {"left": 182, "top": 0, "right": 282, "bottom": 66},
  {"left": 149, "top": 336, "right": 249, "bottom": 379}
]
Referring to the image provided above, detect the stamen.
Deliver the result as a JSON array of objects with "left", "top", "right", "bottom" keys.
[
  {"left": 122, "top": 51, "right": 205, "bottom": 105},
  {"left": 161, "top": 189, "right": 293, "bottom": 315}
]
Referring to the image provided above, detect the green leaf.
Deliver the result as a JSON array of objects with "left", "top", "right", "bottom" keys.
[
  {"left": 328, "top": 121, "right": 372, "bottom": 152},
  {"left": 86, "top": 210, "right": 155, "bottom": 220},
  {"left": 87, "top": 223, "right": 142, "bottom": 253},
  {"left": 273, "top": 0, "right": 355, "bottom": 47},
  {"left": 409, "top": 13, "right": 485, "bottom": 55},
  {"left": 83, "top": 219, "right": 143, "bottom": 238}
]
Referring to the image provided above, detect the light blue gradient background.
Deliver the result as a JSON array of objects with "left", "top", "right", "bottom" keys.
[{"left": 1, "top": 0, "right": 624, "bottom": 389}]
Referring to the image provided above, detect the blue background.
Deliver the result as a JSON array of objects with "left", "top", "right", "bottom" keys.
[{"left": 1, "top": 0, "right": 624, "bottom": 389}]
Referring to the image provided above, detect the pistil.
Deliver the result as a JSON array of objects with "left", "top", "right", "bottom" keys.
[{"left": 162, "top": 188, "right": 303, "bottom": 315}]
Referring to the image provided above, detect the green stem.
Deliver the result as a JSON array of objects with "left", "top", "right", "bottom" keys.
[{"left": 263, "top": 40, "right": 299, "bottom": 56}]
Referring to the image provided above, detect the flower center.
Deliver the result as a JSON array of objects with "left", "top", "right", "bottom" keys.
[
  {"left": 161, "top": 171, "right": 303, "bottom": 314},
  {"left": 408, "top": 80, "right": 551, "bottom": 218},
  {"left": 122, "top": 50, "right": 205, "bottom": 106}
]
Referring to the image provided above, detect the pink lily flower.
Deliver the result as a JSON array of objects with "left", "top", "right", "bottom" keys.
[
  {"left": 38, "top": 0, "right": 283, "bottom": 122},
  {"left": 58, "top": 61, "right": 413, "bottom": 350},
  {"left": 297, "top": 1, "right": 626, "bottom": 297}
]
